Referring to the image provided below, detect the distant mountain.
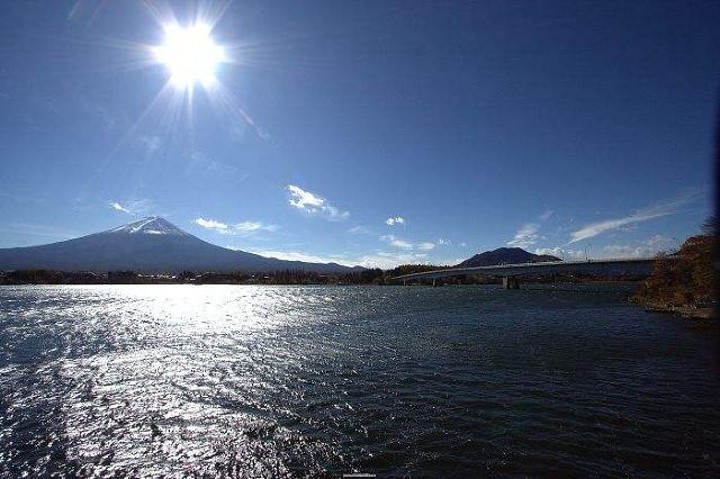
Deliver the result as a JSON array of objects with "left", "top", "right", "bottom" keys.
[
  {"left": 0, "top": 217, "right": 359, "bottom": 273},
  {"left": 456, "top": 247, "right": 561, "bottom": 268}
]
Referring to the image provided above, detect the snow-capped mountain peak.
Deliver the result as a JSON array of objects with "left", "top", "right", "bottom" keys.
[
  {"left": 106, "top": 217, "right": 188, "bottom": 236},
  {"left": 0, "top": 216, "right": 357, "bottom": 272}
]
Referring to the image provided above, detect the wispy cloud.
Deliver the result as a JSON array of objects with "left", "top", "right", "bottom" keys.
[
  {"left": 195, "top": 217, "right": 278, "bottom": 236},
  {"left": 246, "top": 248, "right": 437, "bottom": 270},
  {"left": 381, "top": 234, "right": 414, "bottom": 250},
  {"left": 77, "top": 94, "right": 116, "bottom": 134},
  {"left": 110, "top": 202, "right": 132, "bottom": 214},
  {"left": 287, "top": 185, "right": 349, "bottom": 220},
  {"left": 437, "top": 238, "right": 451, "bottom": 246},
  {"left": 136, "top": 134, "right": 162, "bottom": 157},
  {"left": 234, "top": 221, "right": 279, "bottom": 236},
  {"left": 186, "top": 149, "right": 243, "bottom": 179},
  {"left": 534, "top": 247, "right": 585, "bottom": 261},
  {"left": 569, "top": 215, "right": 664, "bottom": 244},
  {"left": 380, "top": 235, "right": 446, "bottom": 252},
  {"left": 539, "top": 209, "right": 554, "bottom": 221},
  {"left": 357, "top": 251, "right": 460, "bottom": 269},
  {"left": 417, "top": 242, "right": 437, "bottom": 251},
  {"left": 507, "top": 209, "right": 555, "bottom": 248},
  {"left": 0, "top": 223, "right": 78, "bottom": 246},
  {"left": 507, "top": 223, "right": 541, "bottom": 248},
  {"left": 0, "top": 191, "right": 45, "bottom": 205},
  {"left": 602, "top": 235, "right": 676, "bottom": 259},
  {"left": 109, "top": 200, "right": 152, "bottom": 216},
  {"left": 537, "top": 235, "right": 676, "bottom": 260},
  {"left": 385, "top": 216, "right": 405, "bottom": 226},
  {"left": 245, "top": 249, "right": 351, "bottom": 266},
  {"left": 347, "top": 225, "right": 371, "bottom": 235},
  {"left": 356, "top": 251, "right": 431, "bottom": 269},
  {"left": 568, "top": 193, "right": 699, "bottom": 244}
]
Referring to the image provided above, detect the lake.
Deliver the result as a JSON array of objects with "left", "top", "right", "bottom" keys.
[{"left": 0, "top": 284, "right": 718, "bottom": 477}]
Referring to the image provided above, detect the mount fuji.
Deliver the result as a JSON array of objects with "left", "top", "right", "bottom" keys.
[{"left": 0, "top": 217, "right": 358, "bottom": 273}]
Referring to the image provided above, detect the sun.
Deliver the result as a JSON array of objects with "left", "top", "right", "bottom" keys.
[{"left": 154, "top": 23, "right": 226, "bottom": 89}]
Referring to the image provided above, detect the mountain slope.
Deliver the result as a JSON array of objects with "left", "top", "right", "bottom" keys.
[
  {"left": 0, "top": 217, "right": 356, "bottom": 273},
  {"left": 457, "top": 247, "right": 561, "bottom": 268}
]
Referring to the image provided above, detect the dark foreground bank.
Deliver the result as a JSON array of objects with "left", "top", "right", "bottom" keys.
[{"left": 632, "top": 234, "right": 715, "bottom": 321}]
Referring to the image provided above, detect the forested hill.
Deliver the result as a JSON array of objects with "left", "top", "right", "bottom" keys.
[{"left": 457, "top": 247, "right": 561, "bottom": 268}]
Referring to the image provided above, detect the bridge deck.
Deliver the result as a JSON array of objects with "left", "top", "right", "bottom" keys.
[{"left": 392, "top": 258, "right": 656, "bottom": 282}]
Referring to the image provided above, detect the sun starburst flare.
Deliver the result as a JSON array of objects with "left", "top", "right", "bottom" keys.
[
  {"left": 154, "top": 23, "right": 226, "bottom": 89},
  {"left": 88, "top": 2, "right": 268, "bottom": 176}
]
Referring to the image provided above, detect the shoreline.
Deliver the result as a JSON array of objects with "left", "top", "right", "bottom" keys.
[{"left": 637, "top": 301, "right": 714, "bottom": 320}]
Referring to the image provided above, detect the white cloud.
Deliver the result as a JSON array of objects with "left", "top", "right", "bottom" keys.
[
  {"left": 195, "top": 217, "right": 229, "bottom": 232},
  {"left": 287, "top": 185, "right": 349, "bottom": 220},
  {"left": 507, "top": 223, "right": 541, "bottom": 248},
  {"left": 437, "top": 238, "right": 451, "bottom": 246},
  {"left": 385, "top": 216, "right": 406, "bottom": 226},
  {"left": 110, "top": 202, "right": 131, "bottom": 214},
  {"left": 287, "top": 185, "right": 324, "bottom": 209},
  {"left": 195, "top": 217, "right": 278, "bottom": 236}
]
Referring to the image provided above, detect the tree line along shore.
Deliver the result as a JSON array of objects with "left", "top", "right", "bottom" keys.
[{"left": 0, "top": 267, "right": 648, "bottom": 286}]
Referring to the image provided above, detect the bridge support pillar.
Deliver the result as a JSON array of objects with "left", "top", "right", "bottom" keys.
[
  {"left": 503, "top": 276, "right": 520, "bottom": 290},
  {"left": 432, "top": 278, "right": 436, "bottom": 287}
]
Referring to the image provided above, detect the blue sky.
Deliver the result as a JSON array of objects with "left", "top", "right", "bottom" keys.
[{"left": 0, "top": 1, "right": 717, "bottom": 268}]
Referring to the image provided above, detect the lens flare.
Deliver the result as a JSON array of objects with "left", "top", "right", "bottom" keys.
[{"left": 154, "top": 23, "right": 226, "bottom": 89}]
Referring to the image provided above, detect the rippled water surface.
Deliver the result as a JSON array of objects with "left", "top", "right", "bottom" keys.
[{"left": 0, "top": 284, "right": 718, "bottom": 477}]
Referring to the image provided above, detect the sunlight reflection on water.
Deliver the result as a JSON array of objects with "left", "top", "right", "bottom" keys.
[{"left": 0, "top": 285, "right": 718, "bottom": 477}]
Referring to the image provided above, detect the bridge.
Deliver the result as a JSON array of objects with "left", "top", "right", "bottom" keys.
[{"left": 392, "top": 258, "right": 656, "bottom": 289}]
